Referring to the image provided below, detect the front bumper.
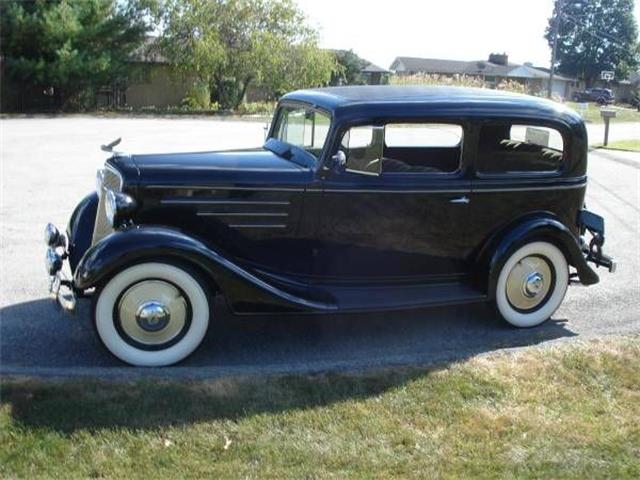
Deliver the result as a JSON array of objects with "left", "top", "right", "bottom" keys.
[
  {"left": 579, "top": 209, "right": 616, "bottom": 273},
  {"left": 44, "top": 223, "right": 77, "bottom": 311}
]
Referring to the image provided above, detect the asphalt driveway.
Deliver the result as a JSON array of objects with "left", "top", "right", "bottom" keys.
[{"left": 1, "top": 116, "right": 638, "bottom": 378}]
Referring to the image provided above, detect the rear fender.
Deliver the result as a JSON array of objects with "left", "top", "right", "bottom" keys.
[
  {"left": 475, "top": 213, "right": 599, "bottom": 299},
  {"left": 74, "top": 226, "right": 336, "bottom": 314}
]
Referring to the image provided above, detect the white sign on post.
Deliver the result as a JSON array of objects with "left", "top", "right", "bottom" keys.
[{"left": 601, "top": 71, "right": 615, "bottom": 81}]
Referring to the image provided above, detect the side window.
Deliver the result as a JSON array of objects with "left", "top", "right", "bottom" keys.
[
  {"left": 340, "top": 126, "right": 384, "bottom": 175},
  {"left": 338, "top": 123, "right": 463, "bottom": 176},
  {"left": 275, "top": 107, "right": 331, "bottom": 158},
  {"left": 478, "top": 123, "right": 565, "bottom": 174},
  {"left": 383, "top": 123, "right": 463, "bottom": 173}
]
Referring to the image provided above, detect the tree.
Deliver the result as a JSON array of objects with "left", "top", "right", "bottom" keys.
[
  {"left": 0, "top": 0, "right": 157, "bottom": 110},
  {"left": 330, "top": 50, "right": 368, "bottom": 86},
  {"left": 159, "top": 0, "right": 337, "bottom": 109},
  {"left": 545, "top": 0, "right": 639, "bottom": 86}
]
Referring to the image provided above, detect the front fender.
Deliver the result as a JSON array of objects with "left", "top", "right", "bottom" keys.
[
  {"left": 74, "top": 226, "right": 336, "bottom": 314},
  {"left": 67, "top": 192, "right": 99, "bottom": 273},
  {"left": 475, "top": 213, "right": 599, "bottom": 299}
]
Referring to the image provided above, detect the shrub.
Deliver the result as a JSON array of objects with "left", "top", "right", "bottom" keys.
[
  {"left": 181, "top": 81, "right": 214, "bottom": 110},
  {"left": 390, "top": 73, "right": 531, "bottom": 95}
]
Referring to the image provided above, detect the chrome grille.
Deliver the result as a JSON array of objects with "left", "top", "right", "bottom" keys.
[
  {"left": 103, "top": 166, "right": 123, "bottom": 191},
  {"left": 91, "top": 165, "right": 123, "bottom": 245}
]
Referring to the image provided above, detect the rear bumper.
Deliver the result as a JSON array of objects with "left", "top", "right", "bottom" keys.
[
  {"left": 44, "top": 223, "right": 77, "bottom": 312},
  {"left": 579, "top": 209, "right": 616, "bottom": 273}
]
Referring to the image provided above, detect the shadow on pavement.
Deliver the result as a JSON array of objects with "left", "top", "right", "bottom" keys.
[{"left": 1, "top": 296, "right": 578, "bottom": 432}]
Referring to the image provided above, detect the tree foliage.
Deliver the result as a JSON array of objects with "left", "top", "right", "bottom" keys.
[
  {"left": 330, "top": 50, "right": 368, "bottom": 86},
  {"left": 0, "top": 0, "right": 157, "bottom": 109},
  {"left": 158, "top": 0, "right": 337, "bottom": 109},
  {"left": 545, "top": 0, "right": 639, "bottom": 85}
]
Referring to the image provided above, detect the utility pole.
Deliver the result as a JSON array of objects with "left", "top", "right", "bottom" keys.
[{"left": 548, "top": 0, "right": 563, "bottom": 99}]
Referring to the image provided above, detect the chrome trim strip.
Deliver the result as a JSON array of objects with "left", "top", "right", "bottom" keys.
[
  {"left": 161, "top": 199, "right": 291, "bottom": 206},
  {"left": 146, "top": 185, "right": 304, "bottom": 192},
  {"left": 323, "top": 188, "right": 470, "bottom": 194},
  {"left": 473, "top": 182, "right": 587, "bottom": 193},
  {"left": 228, "top": 224, "right": 287, "bottom": 228},
  {"left": 197, "top": 212, "right": 289, "bottom": 217}
]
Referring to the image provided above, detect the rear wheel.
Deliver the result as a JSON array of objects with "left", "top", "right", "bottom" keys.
[
  {"left": 94, "top": 262, "right": 211, "bottom": 366},
  {"left": 495, "top": 241, "right": 569, "bottom": 328}
]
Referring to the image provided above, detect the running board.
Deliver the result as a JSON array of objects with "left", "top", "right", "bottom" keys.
[{"left": 326, "top": 282, "right": 487, "bottom": 312}]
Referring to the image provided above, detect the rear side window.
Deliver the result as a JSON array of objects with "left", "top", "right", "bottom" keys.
[{"left": 477, "top": 124, "right": 565, "bottom": 174}]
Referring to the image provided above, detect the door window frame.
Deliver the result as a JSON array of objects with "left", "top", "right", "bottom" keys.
[{"left": 325, "top": 118, "right": 470, "bottom": 181}]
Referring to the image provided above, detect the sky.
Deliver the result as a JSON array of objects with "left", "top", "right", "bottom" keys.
[{"left": 295, "top": 0, "right": 640, "bottom": 70}]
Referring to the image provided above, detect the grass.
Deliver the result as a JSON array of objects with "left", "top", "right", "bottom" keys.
[
  {"left": 1, "top": 337, "right": 639, "bottom": 478},
  {"left": 564, "top": 102, "right": 640, "bottom": 124},
  {"left": 596, "top": 139, "right": 640, "bottom": 152}
]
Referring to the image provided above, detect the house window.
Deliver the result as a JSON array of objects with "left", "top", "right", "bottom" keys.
[{"left": 477, "top": 123, "right": 565, "bottom": 174}]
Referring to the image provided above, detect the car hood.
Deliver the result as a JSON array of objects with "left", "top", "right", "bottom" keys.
[{"left": 108, "top": 148, "right": 313, "bottom": 189}]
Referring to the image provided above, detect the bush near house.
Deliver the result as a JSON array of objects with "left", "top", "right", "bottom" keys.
[{"left": 390, "top": 73, "right": 528, "bottom": 95}]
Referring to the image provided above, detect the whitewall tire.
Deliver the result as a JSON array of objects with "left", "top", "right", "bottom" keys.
[
  {"left": 495, "top": 241, "right": 568, "bottom": 328},
  {"left": 94, "top": 262, "right": 210, "bottom": 367}
]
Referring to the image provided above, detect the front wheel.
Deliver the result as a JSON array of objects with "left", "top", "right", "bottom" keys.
[
  {"left": 495, "top": 241, "right": 569, "bottom": 328},
  {"left": 94, "top": 262, "right": 211, "bottom": 366}
]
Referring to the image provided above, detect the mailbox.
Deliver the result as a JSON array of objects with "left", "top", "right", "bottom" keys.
[{"left": 600, "top": 109, "right": 617, "bottom": 146}]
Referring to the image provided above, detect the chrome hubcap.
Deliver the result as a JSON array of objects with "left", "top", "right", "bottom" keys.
[
  {"left": 506, "top": 256, "right": 552, "bottom": 311},
  {"left": 523, "top": 272, "right": 544, "bottom": 298},
  {"left": 135, "top": 301, "right": 171, "bottom": 332},
  {"left": 117, "top": 280, "right": 188, "bottom": 346}
]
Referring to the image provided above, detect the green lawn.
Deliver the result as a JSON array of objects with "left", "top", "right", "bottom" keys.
[
  {"left": 2, "top": 337, "right": 639, "bottom": 479},
  {"left": 564, "top": 102, "right": 640, "bottom": 124},
  {"left": 597, "top": 139, "right": 640, "bottom": 152}
]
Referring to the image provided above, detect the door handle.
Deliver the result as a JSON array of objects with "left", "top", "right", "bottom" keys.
[{"left": 449, "top": 196, "right": 470, "bottom": 204}]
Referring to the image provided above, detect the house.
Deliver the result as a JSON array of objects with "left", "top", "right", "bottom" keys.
[
  {"left": 390, "top": 53, "right": 580, "bottom": 99},
  {"left": 123, "top": 38, "right": 191, "bottom": 109},
  {"left": 361, "top": 62, "right": 390, "bottom": 85}
]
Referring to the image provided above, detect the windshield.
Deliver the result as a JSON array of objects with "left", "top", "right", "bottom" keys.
[{"left": 272, "top": 106, "right": 331, "bottom": 158}]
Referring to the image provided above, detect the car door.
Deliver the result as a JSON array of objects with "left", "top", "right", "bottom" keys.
[{"left": 314, "top": 121, "right": 475, "bottom": 282}]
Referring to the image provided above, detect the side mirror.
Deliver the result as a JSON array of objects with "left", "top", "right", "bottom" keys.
[{"left": 331, "top": 150, "right": 347, "bottom": 172}]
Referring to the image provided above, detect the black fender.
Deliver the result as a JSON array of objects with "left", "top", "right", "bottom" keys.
[
  {"left": 475, "top": 213, "right": 599, "bottom": 300},
  {"left": 73, "top": 226, "right": 337, "bottom": 314},
  {"left": 66, "top": 192, "right": 99, "bottom": 273}
]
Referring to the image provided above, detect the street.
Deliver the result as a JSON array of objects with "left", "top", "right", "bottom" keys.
[{"left": 1, "top": 116, "right": 638, "bottom": 378}]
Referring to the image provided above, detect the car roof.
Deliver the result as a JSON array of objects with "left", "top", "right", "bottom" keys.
[{"left": 280, "top": 85, "right": 583, "bottom": 126}]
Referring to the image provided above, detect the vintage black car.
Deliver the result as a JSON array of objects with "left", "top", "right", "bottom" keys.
[{"left": 44, "top": 86, "right": 615, "bottom": 366}]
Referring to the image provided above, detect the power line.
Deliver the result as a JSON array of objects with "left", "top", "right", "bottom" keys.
[
  {"left": 561, "top": 12, "right": 638, "bottom": 56},
  {"left": 562, "top": 12, "right": 628, "bottom": 44}
]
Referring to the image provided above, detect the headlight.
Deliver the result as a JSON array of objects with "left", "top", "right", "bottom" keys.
[
  {"left": 45, "top": 247, "right": 63, "bottom": 275},
  {"left": 44, "top": 223, "right": 66, "bottom": 248},
  {"left": 105, "top": 190, "right": 137, "bottom": 228}
]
